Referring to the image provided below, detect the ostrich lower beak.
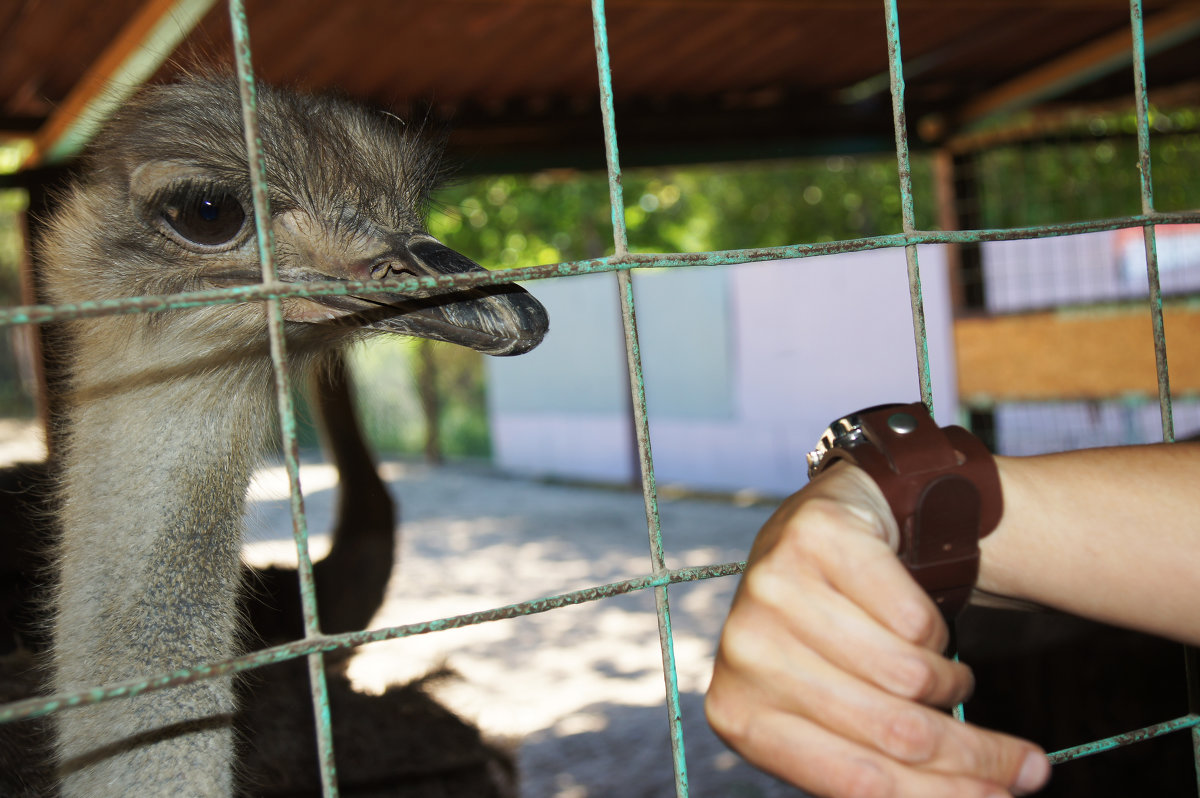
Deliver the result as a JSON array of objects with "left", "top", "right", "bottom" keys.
[{"left": 302, "top": 235, "right": 549, "bottom": 356}]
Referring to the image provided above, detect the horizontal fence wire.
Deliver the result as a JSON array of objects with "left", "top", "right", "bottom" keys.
[
  {"left": 0, "top": 562, "right": 745, "bottom": 724},
  {"left": 2, "top": 214, "right": 1200, "bottom": 330},
  {"left": 1048, "top": 714, "right": 1200, "bottom": 765}
]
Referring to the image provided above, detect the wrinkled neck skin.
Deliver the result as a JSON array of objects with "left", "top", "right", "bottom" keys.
[{"left": 51, "top": 307, "right": 310, "bottom": 796}]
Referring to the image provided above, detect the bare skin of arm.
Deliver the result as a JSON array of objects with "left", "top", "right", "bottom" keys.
[{"left": 706, "top": 442, "right": 1200, "bottom": 798}]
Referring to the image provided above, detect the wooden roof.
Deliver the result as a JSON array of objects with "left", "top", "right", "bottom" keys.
[{"left": 2, "top": 0, "right": 1199, "bottom": 172}]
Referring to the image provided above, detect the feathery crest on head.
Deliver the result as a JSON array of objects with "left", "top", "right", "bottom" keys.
[{"left": 87, "top": 76, "right": 448, "bottom": 235}]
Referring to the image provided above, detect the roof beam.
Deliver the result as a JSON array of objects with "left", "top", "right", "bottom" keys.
[
  {"left": 29, "top": 0, "right": 217, "bottom": 166},
  {"left": 955, "top": 2, "right": 1200, "bottom": 129}
]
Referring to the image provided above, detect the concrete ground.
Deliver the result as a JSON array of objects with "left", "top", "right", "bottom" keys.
[{"left": 244, "top": 457, "right": 809, "bottom": 798}]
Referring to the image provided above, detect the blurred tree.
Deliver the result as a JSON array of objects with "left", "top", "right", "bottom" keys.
[{"left": 0, "top": 189, "right": 34, "bottom": 417}]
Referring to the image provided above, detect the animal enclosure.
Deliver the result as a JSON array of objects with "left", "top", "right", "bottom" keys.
[{"left": 2, "top": 0, "right": 1200, "bottom": 796}]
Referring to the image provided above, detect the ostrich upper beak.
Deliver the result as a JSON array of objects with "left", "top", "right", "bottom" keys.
[{"left": 286, "top": 233, "right": 548, "bottom": 356}]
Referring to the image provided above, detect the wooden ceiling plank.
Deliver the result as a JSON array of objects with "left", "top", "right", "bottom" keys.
[
  {"left": 455, "top": 0, "right": 1167, "bottom": 8},
  {"left": 30, "top": 0, "right": 219, "bottom": 166},
  {"left": 682, "top": 9, "right": 853, "bottom": 97},
  {"left": 955, "top": 2, "right": 1200, "bottom": 128},
  {"left": 449, "top": 6, "right": 591, "bottom": 104},
  {"left": 340, "top": 2, "right": 510, "bottom": 102},
  {"left": 248, "top": 0, "right": 363, "bottom": 89}
]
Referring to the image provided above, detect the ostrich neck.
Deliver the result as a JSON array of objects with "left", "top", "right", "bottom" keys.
[{"left": 53, "top": 342, "right": 276, "bottom": 796}]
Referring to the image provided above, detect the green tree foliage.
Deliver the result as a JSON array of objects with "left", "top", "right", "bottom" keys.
[
  {"left": 350, "top": 336, "right": 489, "bottom": 458},
  {"left": 430, "top": 155, "right": 938, "bottom": 268},
  {"left": 0, "top": 189, "right": 33, "bottom": 417},
  {"left": 974, "top": 110, "right": 1200, "bottom": 228}
]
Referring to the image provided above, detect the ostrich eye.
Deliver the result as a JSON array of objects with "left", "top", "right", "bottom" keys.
[{"left": 160, "top": 190, "right": 247, "bottom": 247}]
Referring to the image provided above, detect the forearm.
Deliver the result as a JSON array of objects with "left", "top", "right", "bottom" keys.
[{"left": 979, "top": 442, "right": 1200, "bottom": 645}]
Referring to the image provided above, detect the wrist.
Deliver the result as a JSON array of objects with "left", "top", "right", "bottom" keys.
[
  {"left": 807, "top": 403, "right": 1002, "bottom": 618},
  {"left": 975, "top": 455, "right": 1041, "bottom": 604}
]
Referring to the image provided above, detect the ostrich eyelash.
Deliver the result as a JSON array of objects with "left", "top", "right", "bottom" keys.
[{"left": 145, "top": 180, "right": 246, "bottom": 217}]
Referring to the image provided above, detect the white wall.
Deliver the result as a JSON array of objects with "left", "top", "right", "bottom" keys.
[{"left": 487, "top": 246, "right": 958, "bottom": 497}]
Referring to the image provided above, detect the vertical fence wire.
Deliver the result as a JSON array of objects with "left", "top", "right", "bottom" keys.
[
  {"left": 882, "top": 0, "right": 934, "bottom": 416},
  {"left": 1129, "top": 1, "right": 1199, "bottom": 788},
  {"left": 882, "top": 0, "right": 970, "bottom": 728},
  {"left": 590, "top": 1, "right": 690, "bottom": 795},
  {"left": 227, "top": 1, "right": 339, "bottom": 795},
  {"left": 1129, "top": 0, "right": 1175, "bottom": 445}
]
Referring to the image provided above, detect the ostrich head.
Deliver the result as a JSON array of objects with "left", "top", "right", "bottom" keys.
[
  {"left": 40, "top": 77, "right": 548, "bottom": 373},
  {"left": 38, "top": 78, "right": 547, "bottom": 797}
]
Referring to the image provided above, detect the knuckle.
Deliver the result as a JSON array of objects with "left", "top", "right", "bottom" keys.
[
  {"left": 830, "top": 757, "right": 892, "bottom": 798},
  {"left": 877, "top": 708, "right": 937, "bottom": 763},
  {"left": 792, "top": 497, "right": 858, "bottom": 546},
  {"left": 923, "top": 613, "right": 951, "bottom": 652},
  {"left": 949, "top": 662, "right": 977, "bottom": 705},
  {"left": 740, "top": 565, "right": 789, "bottom": 610},
  {"left": 975, "top": 735, "right": 1021, "bottom": 784},
  {"left": 897, "top": 601, "right": 942, "bottom": 648},
  {"left": 781, "top": 505, "right": 852, "bottom": 574},
  {"left": 739, "top": 563, "right": 825, "bottom": 631},
  {"left": 890, "top": 653, "right": 938, "bottom": 701},
  {"left": 955, "top": 735, "right": 985, "bottom": 775},
  {"left": 703, "top": 688, "right": 748, "bottom": 744},
  {"left": 717, "top": 610, "right": 768, "bottom": 666},
  {"left": 948, "top": 727, "right": 1024, "bottom": 783}
]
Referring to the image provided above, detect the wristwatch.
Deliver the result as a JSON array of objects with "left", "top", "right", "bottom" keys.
[{"left": 806, "top": 402, "right": 1002, "bottom": 618}]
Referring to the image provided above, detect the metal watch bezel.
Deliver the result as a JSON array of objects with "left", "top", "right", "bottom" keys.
[
  {"left": 805, "top": 412, "right": 868, "bottom": 478},
  {"left": 807, "top": 403, "right": 918, "bottom": 478}
]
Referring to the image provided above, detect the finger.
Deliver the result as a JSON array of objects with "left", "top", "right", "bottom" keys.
[
  {"left": 713, "top": 615, "right": 1045, "bottom": 789},
  {"left": 827, "top": 522, "right": 950, "bottom": 654},
  {"left": 799, "top": 462, "right": 953, "bottom": 653},
  {"left": 738, "top": 558, "right": 972, "bottom": 707},
  {"left": 710, "top": 693, "right": 1045, "bottom": 798},
  {"left": 747, "top": 512, "right": 971, "bottom": 706}
]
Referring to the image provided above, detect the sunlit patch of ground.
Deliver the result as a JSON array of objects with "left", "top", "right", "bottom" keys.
[
  {"left": 0, "top": 419, "right": 45, "bottom": 463},
  {"left": 245, "top": 458, "right": 807, "bottom": 797},
  {"left": 0, "top": 420, "right": 800, "bottom": 796}
]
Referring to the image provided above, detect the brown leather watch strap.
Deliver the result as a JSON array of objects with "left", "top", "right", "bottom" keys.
[{"left": 809, "top": 403, "right": 1002, "bottom": 618}]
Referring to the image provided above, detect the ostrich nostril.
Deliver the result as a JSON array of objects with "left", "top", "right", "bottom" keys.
[{"left": 369, "top": 263, "right": 418, "bottom": 280}]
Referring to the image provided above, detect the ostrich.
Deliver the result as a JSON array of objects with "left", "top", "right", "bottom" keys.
[
  {"left": 1, "top": 351, "right": 393, "bottom": 659},
  {"left": 0, "top": 353, "right": 518, "bottom": 797},
  {"left": 37, "top": 76, "right": 547, "bottom": 796}
]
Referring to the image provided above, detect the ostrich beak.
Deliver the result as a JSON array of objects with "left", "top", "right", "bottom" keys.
[{"left": 295, "top": 234, "right": 549, "bottom": 356}]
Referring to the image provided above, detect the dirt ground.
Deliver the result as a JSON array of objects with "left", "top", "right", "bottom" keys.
[{"left": 244, "top": 457, "right": 809, "bottom": 798}]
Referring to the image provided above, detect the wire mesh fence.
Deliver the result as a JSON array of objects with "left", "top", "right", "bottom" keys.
[{"left": 1, "top": 0, "right": 1200, "bottom": 796}]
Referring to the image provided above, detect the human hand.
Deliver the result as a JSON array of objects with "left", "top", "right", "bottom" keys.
[{"left": 705, "top": 463, "right": 1051, "bottom": 797}]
